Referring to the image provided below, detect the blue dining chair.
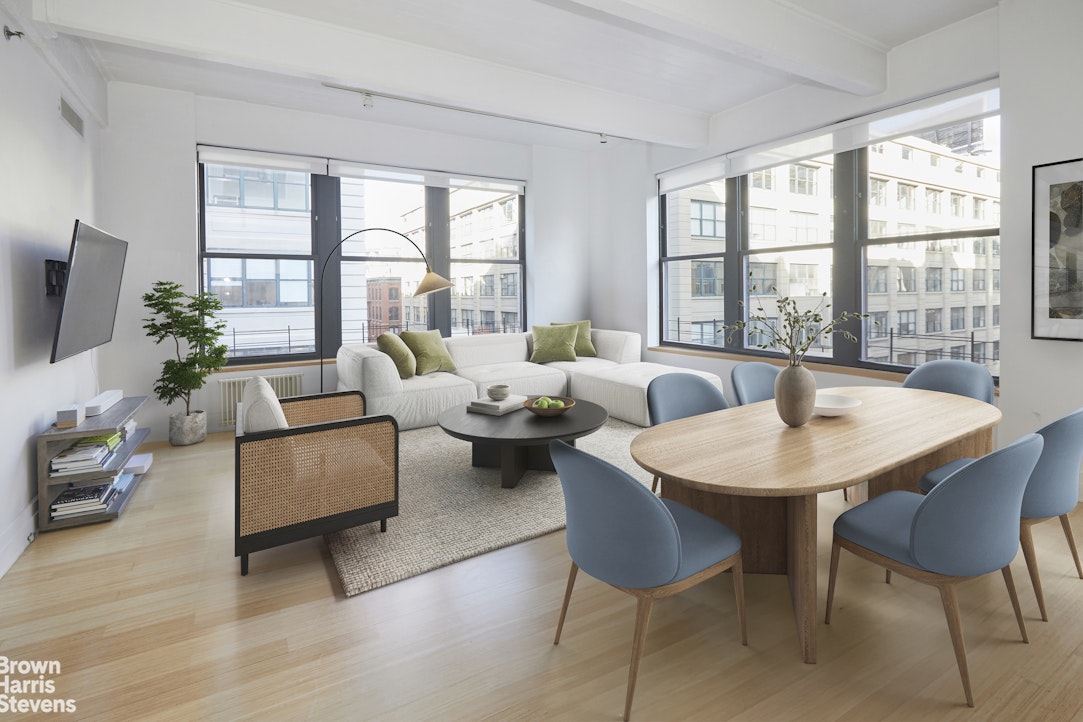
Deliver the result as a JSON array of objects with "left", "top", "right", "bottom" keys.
[
  {"left": 904, "top": 358, "right": 995, "bottom": 503},
  {"left": 825, "top": 433, "right": 1044, "bottom": 708},
  {"left": 919, "top": 406, "right": 1083, "bottom": 621},
  {"left": 730, "top": 361, "right": 781, "bottom": 406},
  {"left": 646, "top": 373, "right": 730, "bottom": 492},
  {"left": 902, "top": 358, "right": 995, "bottom": 403},
  {"left": 549, "top": 439, "right": 746, "bottom": 722}
]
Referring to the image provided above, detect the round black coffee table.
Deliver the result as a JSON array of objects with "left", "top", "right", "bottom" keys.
[{"left": 437, "top": 399, "right": 609, "bottom": 488}]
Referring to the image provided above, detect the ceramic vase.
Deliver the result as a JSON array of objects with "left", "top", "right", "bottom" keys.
[
  {"left": 774, "top": 364, "right": 816, "bottom": 427},
  {"left": 169, "top": 409, "right": 207, "bottom": 446}
]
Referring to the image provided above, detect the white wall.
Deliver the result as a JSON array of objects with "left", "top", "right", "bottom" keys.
[
  {"left": 996, "top": 0, "right": 1083, "bottom": 442},
  {"left": 0, "top": 31, "right": 99, "bottom": 576}
]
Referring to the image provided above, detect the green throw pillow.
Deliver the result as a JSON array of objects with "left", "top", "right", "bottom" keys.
[
  {"left": 400, "top": 329, "right": 457, "bottom": 375},
  {"left": 377, "top": 332, "right": 416, "bottom": 379},
  {"left": 551, "top": 320, "right": 597, "bottom": 357},
  {"left": 530, "top": 324, "right": 578, "bottom": 363}
]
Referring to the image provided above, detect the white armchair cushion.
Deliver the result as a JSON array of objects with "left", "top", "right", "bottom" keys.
[{"left": 241, "top": 376, "right": 289, "bottom": 433}]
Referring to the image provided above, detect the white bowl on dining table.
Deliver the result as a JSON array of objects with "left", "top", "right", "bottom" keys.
[{"left": 814, "top": 393, "right": 862, "bottom": 417}]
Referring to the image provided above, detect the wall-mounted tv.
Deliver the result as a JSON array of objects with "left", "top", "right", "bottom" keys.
[{"left": 50, "top": 221, "right": 129, "bottom": 363}]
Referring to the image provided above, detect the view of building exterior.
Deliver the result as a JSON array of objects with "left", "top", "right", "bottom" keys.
[{"left": 664, "top": 117, "right": 1001, "bottom": 375}]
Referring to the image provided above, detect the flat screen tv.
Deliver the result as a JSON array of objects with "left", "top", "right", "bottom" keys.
[{"left": 50, "top": 220, "right": 129, "bottom": 363}]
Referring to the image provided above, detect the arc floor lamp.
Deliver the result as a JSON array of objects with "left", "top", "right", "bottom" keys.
[{"left": 318, "top": 227, "right": 453, "bottom": 392}]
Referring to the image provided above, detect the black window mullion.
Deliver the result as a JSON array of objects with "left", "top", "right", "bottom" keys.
[
  {"left": 723, "top": 176, "right": 745, "bottom": 351},
  {"left": 314, "top": 173, "right": 342, "bottom": 360},
  {"left": 426, "top": 186, "right": 451, "bottom": 337},
  {"left": 833, "top": 148, "right": 863, "bottom": 366}
]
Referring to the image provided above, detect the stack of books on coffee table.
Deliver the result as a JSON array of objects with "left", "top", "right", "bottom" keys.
[{"left": 468, "top": 394, "right": 527, "bottom": 416}]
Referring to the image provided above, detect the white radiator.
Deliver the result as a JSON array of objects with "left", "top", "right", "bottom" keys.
[{"left": 219, "top": 373, "right": 303, "bottom": 427}]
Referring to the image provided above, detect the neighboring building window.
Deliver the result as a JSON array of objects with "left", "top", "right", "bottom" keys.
[
  {"left": 973, "top": 306, "right": 986, "bottom": 328},
  {"left": 870, "top": 178, "right": 888, "bottom": 206},
  {"left": 479, "top": 274, "right": 495, "bottom": 296},
  {"left": 692, "top": 261, "right": 724, "bottom": 297},
  {"left": 749, "top": 262, "right": 778, "bottom": 292},
  {"left": 973, "top": 269, "right": 986, "bottom": 291},
  {"left": 951, "top": 193, "right": 965, "bottom": 217},
  {"left": 951, "top": 306, "right": 966, "bottom": 330},
  {"left": 897, "top": 183, "right": 916, "bottom": 211},
  {"left": 926, "top": 308, "right": 942, "bottom": 333},
  {"left": 926, "top": 188, "right": 942, "bottom": 214},
  {"left": 691, "top": 200, "right": 724, "bottom": 238},
  {"left": 974, "top": 238, "right": 986, "bottom": 254},
  {"left": 925, "top": 267, "right": 942, "bottom": 292},
  {"left": 897, "top": 267, "right": 917, "bottom": 293},
  {"left": 790, "top": 212, "right": 818, "bottom": 244},
  {"left": 750, "top": 169, "right": 774, "bottom": 190},
  {"left": 993, "top": 304, "right": 1000, "bottom": 325},
  {"left": 868, "top": 311, "right": 888, "bottom": 338},
  {"left": 951, "top": 344, "right": 967, "bottom": 359},
  {"left": 500, "top": 272, "right": 518, "bottom": 296},
  {"left": 789, "top": 164, "right": 817, "bottom": 195},
  {"left": 749, "top": 207, "right": 777, "bottom": 245},
  {"left": 868, "top": 266, "right": 888, "bottom": 294},
  {"left": 898, "top": 310, "right": 917, "bottom": 336},
  {"left": 950, "top": 268, "right": 965, "bottom": 291}
]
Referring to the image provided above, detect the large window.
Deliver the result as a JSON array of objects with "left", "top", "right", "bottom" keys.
[
  {"left": 659, "top": 109, "right": 1000, "bottom": 377},
  {"left": 199, "top": 149, "right": 525, "bottom": 362}
]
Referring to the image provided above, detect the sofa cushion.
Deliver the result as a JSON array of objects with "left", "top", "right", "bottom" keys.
[
  {"left": 445, "top": 333, "right": 529, "bottom": 368},
  {"left": 377, "top": 332, "right": 416, "bottom": 379},
  {"left": 400, "top": 329, "right": 457, "bottom": 375},
  {"left": 454, "top": 361, "right": 567, "bottom": 398},
  {"left": 371, "top": 372, "right": 477, "bottom": 431},
  {"left": 241, "top": 376, "right": 289, "bottom": 433},
  {"left": 530, "top": 324, "right": 578, "bottom": 363},
  {"left": 572, "top": 362, "right": 724, "bottom": 426},
  {"left": 552, "top": 320, "right": 598, "bottom": 357}
]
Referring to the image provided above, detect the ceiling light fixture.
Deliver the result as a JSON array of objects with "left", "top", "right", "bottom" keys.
[{"left": 322, "top": 82, "right": 628, "bottom": 143}]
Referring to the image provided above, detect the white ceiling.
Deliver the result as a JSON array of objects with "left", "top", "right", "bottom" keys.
[{"left": 24, "top": 0, "right": 1000, "bottom": 150}]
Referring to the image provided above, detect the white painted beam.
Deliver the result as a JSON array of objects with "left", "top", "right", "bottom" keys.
[
  {"left": 32, "top": 0, "right": 709, "bottom": 147},
  {"left": 546, "top": 0, "right": 887, "bottom": 96}
]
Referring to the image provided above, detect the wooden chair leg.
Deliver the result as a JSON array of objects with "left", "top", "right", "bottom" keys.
[
  {"left": 1019, "top": 520, "right": 1048, "bottom": 622},
  {"left": 731, "top": 554, "right": 748, "bottom": 646},
  {"left": 825, "top": 541, "right": 841, "bottom": 624},
  {"left": 554, "top": 562, "right": 578, "bottom": 645},
  {"left": 1059, "top": 514, "right": 1083, "bottom": 579},
  {"left": 937, "top": 582, "right": 974, "bottom": 708},
  {"left": 885, "top": 569, "right": 892, "bottom": 584},
  {"left": 651, "top": 475, "right": 659, "bottom": 494},
  {"left": 624, "top": 595, "right": 654, "bottom": 722},
  {"left": 1002, "top": 565, "right": 1029, "bottom": 643},
  {"left": 842, "top": 486, "right": 849, "bottom": 502}
]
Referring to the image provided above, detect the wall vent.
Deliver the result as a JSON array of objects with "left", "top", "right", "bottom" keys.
[
  {"left": 219, "top": 373, "right": 303, "bottom": 427},
  {"left": 59, "top": 97, "right": 83, "bottom": 137}
]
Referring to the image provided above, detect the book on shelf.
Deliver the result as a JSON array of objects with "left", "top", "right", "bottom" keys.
[
  {"left": 49, "top": 450, "right": 117, "bottom": 477},
  {"left": 51, "top": 482, "right": 115, "bottom": 509},
  {"left": 74, "top": 432, "right": 122, "bottom": 450},
  {"left": 467, "top": 394, "right": 528, "bottom": 416}
]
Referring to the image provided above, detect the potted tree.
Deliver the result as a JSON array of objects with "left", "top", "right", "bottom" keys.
[{"left": 142, "top": 280, "right": 229, "bottom": 445}]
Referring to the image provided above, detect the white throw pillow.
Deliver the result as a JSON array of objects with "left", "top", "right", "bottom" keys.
[{"left": 241, "top": 376, "right": 289, "bottom": 433}]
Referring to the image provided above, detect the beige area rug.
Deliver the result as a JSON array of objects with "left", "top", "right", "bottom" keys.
[{"left": 326, "top": 418, "right": 651, "bottom": 597}]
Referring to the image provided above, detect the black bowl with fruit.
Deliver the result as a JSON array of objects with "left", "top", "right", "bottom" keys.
[{"left": 523, "top": 395, "right": 576, "bottom": 417}]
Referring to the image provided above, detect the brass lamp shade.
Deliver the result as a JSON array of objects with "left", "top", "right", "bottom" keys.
[{"left": 414, "top": 268, "right": 454, "bottom": 297}]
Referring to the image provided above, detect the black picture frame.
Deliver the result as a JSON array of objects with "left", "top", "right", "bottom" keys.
[{"left": 1032, "top": 158, "right": 1083, "bottom": 340}]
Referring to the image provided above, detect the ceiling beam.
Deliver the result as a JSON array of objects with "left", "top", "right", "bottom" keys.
[
  {"left": 32, "top": 0, "right": 710, "bottom": 147},
  {"left": 543, "top": 0, "right": 887, "bottom": 96}
]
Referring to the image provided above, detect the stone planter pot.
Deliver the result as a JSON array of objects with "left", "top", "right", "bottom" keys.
[
  {"left": 774, "top": 365, "right": 816, "bottom": 427},
  {"left": 169, "top": 410, "right": 207, "bottom": 446}
]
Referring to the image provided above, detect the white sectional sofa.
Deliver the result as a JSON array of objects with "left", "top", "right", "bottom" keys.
[{"left": 336, "top": 328, "right": 722, "bottom": 429}]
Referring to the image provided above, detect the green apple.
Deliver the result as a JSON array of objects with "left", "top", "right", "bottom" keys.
[
  {"left": 533, "top": 398, "right": 550, "bottom": 409},
  {"left": 550, "top": 399, "right": 565, "bottom": 408}
]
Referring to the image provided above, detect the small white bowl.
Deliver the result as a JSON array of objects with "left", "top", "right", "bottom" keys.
[
  {"left": 814, "top": 393, "right": 862, "bottom": 417},
  {"left": 487, "top": 384, "right": 510, "bottom": 401}
]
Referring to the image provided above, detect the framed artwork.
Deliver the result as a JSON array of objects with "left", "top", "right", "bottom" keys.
[{"left": 1033, "top": 158, "right": 1083, "bottom": 340}]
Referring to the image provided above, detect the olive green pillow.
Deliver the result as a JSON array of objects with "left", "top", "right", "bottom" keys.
[
  {"left": 377, "top": 332, "right": 416, "bottom": 379},
  {"left": 399, "top": 329, "right": 457, "bottom": 375},
  {"left": 530, "top": 324, "right": 578, "bottom": 363},
  {"left": 552, "top": 320, "right": 597, "bottom": 357}
]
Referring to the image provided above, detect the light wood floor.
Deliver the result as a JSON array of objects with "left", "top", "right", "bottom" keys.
[{"left": 4, "top": 431, "right": 1083, "bottom": 721}]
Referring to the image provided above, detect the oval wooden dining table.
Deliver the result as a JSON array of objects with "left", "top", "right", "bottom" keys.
[{"left": 629, "top": 385, "right": 1002, "bottom": 664}]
